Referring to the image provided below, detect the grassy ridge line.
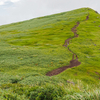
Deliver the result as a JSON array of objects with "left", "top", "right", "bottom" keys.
[
  {"left": 0, "top": 8, "right": 100, "bottom": 99},
  {"left": 0, "top": 8, "right": 88, "bottom": 30},
  {"left": 4, "top": 12, "right": 89, "bottom": 47}
]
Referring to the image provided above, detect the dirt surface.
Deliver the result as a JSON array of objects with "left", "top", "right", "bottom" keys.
[
  {"left": 46, "top": 15, "right": 89, "bottom": 76},
  {"left": 46, "top": 58, "right": 81, "bottom": 76},
  {"left": 86, "top": 14, "right": 89, "bottom": 20},
  {"left": 63, "top": 21, "right": 80, "bottom": 47}
]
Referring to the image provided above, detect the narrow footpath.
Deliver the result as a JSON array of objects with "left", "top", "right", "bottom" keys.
[{"left": 46, "top": 15, "right": 89, "bottom": 76}]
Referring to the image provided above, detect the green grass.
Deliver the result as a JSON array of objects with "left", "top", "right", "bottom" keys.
[{"left": 0, "top": 7, "right": 100, "bottom": 100}]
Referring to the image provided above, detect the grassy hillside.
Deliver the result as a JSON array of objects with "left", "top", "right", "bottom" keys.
[{"left": 0, "top": 8, "right": 100, "bottom": 100}]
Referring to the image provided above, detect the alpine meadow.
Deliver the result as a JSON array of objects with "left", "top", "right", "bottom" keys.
[{"left": 0, "top": 8, "right": 100, "bottom": 100}]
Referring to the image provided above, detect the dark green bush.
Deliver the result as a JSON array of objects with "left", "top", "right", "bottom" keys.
[
  {"left": 13, "top": 87, "right": 26, "bottom": 95},
  {"left": 10, "top": 78, "right": 21, "bottom": 83},
  {"left": 3, "top": 93, "right": 17, "bottom": 100},
  {"left": 27, "top": 84, "right": 66, "bottom": 100}
]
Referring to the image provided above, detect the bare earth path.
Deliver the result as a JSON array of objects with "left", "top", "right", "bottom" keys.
[{"left": 46, "top": 15, "right": 89, "bottom": 76}]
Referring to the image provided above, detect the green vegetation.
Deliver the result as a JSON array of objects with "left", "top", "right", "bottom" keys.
[{"left": 0, "top": 7, "right": 100, "bottom": 100}]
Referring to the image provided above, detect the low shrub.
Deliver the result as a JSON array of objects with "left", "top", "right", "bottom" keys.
[
  {"left": 3, "top": 93, "right": 17, "bottom": 100},
  {"left": 10, "top": 78, "right": 21, "bottom": 84},
  {"left": 27, "top": 84, "right": 66, "bottom": 100}
]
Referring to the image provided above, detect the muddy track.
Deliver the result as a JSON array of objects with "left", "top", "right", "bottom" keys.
[{"left": 46, "top": 15, "right": 89, "bottom": 76}]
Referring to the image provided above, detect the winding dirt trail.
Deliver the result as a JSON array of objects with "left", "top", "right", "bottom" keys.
[{"left": 46, "top": 15, "right": 89, "bottom": 76}]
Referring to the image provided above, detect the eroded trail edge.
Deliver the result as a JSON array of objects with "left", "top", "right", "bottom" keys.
[{"left": 46, "top": 15, "right": 89, "bottom": 76}]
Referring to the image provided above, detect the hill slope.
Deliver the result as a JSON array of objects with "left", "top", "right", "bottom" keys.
[{"left": 0, "top": 8, "right": 100, "bottom": 100}]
